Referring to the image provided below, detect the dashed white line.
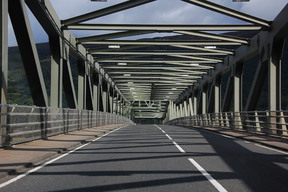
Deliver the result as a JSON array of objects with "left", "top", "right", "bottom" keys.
[
  {"left": 189, "top": 158, "right": 228, "bottom": 192},
  {"left": 172, "top": 141, "right": 186, "bottom": 153},
  {"left": 0, "top": 125, "right": 128, "bottom": 189},
  {"left": 155, "top": 125, "right": 228, "bottom": 192},
  {"left": 165, "top": 134, "right": 173, "bottom": 140},
  {"left": 155, "top": 125, "right": 185, "bottom": 153}
]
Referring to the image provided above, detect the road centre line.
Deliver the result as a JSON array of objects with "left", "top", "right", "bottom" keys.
[
  {"left": 188, "top": 158, "right": 228, "bottom": 192},
  {"left": 172, "top": 141, "right": 186, "bottom": 153},
  {"left": 0, "top": 125, "right": 128, "bottom": 189},
  {"left": 165, "top": 134, "right": 173, "bottom": 140},
  {"left": 155, "top": 125, "right": 228, "bottom": 192},
  {"left": 155, "top": 125, "right": 185, "bottom": 153}
]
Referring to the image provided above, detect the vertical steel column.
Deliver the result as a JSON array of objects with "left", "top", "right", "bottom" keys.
[
  {"left": 269, "top": 42, "right": 282, "bottom": 111},
  {"left": 93, "top": 72, "right": 100, "bottom": 111},
  {"left": 113, "top": 92, "right": 118, "bottom": 114},
  {"left": 183, "top": 100, "right": 188, "bottom": 117},
  {"left": 77, "top": 60, "right": 86, "bottom": 110},
  {"left": 169, "top": 101, "right": 173, "bottom": 120},
  {"left": 101, "top": 79, "right": 108, "bottom": 112},
  {"left": 50, "top": 37, "right": 63, "bottom": 107},
  {"left": 233, "top": 63, "right": 243, "bottom": 112},
  {"left": 233, "top": 63, "right": 243, "bottom": 129},
  {"left": 179, "top": 103, "right": 183, "bottom": 117},
  {"left": 117, "top": 96, "right": 122, "bottom": 115},
  {"left": 120, "top": 97, "right": 124, "bottom": 115},
  {"left": 188, "top": 97, "right": 194, "bottom": 116},
  {"left": 268, "top": 40, "right": 282, "bottom": 134},
  {"left": 214, "top": 76, "right": 221, "bottom": 113},
  {"left": 193, "top": 93, "right": 198, "bottom": 115},
  {"left": 201, "top": 86, "right": 207, "bottom": 114},
  {"left": 0, "top": 0, "right": 8, "bottom": 148},
  {"left": 108, "top": 86, "right": 113, "bottom": 113},
  {"left": 0, "top": 0, "right": 8, "bottom": 105}
]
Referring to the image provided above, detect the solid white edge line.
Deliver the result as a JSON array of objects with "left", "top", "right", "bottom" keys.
[
  {"left": 0, "top": 125, "right": 128, "bottom": 189},
  {"left": 254, "top": 144, "right": 288, "bottom": 155},
  {"left": 188, "top": 158, "right": 228, "bottom": 192}
]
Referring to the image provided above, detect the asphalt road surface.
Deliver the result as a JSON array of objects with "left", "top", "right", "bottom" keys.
[{"left": 1, "top": 124, "right": 288, "bottom": 192}]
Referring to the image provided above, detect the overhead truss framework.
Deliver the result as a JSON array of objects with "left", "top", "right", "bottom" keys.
[{"left": 60, "top": 0, "right": 272, "bottom": 118}]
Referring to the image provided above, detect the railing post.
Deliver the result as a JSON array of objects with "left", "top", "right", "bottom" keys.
[
  {"left": 219, "top": 113, "right": 223, "bottom": 128},
  {"left": 225, "top": 112, "right": 230, "bottom": 128},
  {"left": 267, "top": 111, "right": 277, "bottom": 135},
  {"left": 279, "top": 112, "right": 287, "bottom": 136},
  {"left": 254, "top": 111, "right": 261, "bottom": 133},
  {"left": 0, "top": 105, "right": 8, "bottom": 147},
  {"left": 234, "top": 112, "right": 243, "bottom": 130}
]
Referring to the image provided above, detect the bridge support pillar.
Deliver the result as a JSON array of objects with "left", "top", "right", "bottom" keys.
[
  {"left": 188, "top": 98, "right": 194, "bottom": 116},
  {"left": 0, "top": 0, "right": 8, "bottom": 147},
  {"left": 50, "top": 37, "right": 63, "bottom": 108},
  {"left": 192, "top": 93, "right": 198, "bottom": 115},
  {"left": 92, "top": 70, "right": 100, "bottom": 111},
  {"left": 0, "top": 0, "right": 8, "bottom": 105},
  {"left": 77, "top": 61, "right": 85, "bottom": 110},
  {"left": 267, "top": 40, "right": 282, "bottom": 134},
  {"left": 201, "top": 86, "right": 207, "bottom": 114}
]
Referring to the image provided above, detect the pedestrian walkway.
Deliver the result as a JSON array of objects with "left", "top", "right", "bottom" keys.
[{"left": 0, "top": 124, "right": 126, "bottom": 181}]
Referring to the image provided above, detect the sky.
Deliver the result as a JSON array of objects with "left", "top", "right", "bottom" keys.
[{"left": 8, "top": 0, "right": 288, "bottom": 46}]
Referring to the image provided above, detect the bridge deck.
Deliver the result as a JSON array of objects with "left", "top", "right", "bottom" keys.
[{"left": 0, "top": 124, "right": 288, "bottom": 191}]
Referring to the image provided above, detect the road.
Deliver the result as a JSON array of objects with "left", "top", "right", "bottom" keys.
[{"left": 1, "top": 124, "right": 288, "bottom": 192}]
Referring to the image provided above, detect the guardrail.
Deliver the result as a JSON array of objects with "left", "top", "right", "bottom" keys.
[
  {"left": 167, "top": 111, "right": 288, "bottom": 137},
  {"left": 0, "top": 104, "right": 133, "bottom": 147}
]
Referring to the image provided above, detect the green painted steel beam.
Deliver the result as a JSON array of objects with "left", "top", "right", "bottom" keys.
[
  {"left": 66, "top": 23, "right": 263, "bottom": 31},
  {"left": 181, "top": 0, "right": 270, "bottom": 27},
  {"left": 82, "top": 40, "right": 241, "bottom": 46}
]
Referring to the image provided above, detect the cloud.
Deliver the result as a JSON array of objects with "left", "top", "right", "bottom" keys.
[
  {"left": 8, "top": 0, "right": 288, "bottom": 46},
  {"left": 240, "top": 0, "right": 288, "bottom": 20}
]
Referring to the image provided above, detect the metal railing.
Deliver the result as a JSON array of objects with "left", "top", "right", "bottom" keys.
[
  {"left": 167, "top": 111, "right": 288, "bottom": 137},
  {"left": 0, "top": 104, "right": 133, "bottom": 147}
]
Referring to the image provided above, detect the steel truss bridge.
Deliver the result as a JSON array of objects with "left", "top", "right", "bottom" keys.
[{"left": 1, "top": 0, "right": 288, "bottom": 146}]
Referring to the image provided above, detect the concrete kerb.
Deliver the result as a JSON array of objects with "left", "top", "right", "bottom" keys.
[{"left": 0, "top": 124, "right": 127, "bottom": 181}]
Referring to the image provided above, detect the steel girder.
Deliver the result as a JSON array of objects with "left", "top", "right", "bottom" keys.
[{"left": 4, "top": 0, "right": 286, "bottom": 121}]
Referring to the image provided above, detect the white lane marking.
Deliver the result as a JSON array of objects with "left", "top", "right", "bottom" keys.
[
  {"left": 172, "top": 141, "right": 186, "bottom": 153},
  {"left": 0, "top": 125, "right": 128, "bottom": 189},
  {"left": 221, "top": 135, "right": 234, "bottom": 139},
  {"left": 254, "top": 144, "right": 288, "bottom": 155},
  {"left": 188, "top": 158, "right": 228, "bottom": 192},
  {"left": 165, "top": 134, "right": 173, "bottom": 140},
  {"left": 155, "top": 125, "right": 185, "bottom": 153},
  {"left": 156, "top": 125, "right": 227, "bottom": 192}
]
